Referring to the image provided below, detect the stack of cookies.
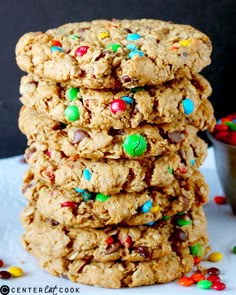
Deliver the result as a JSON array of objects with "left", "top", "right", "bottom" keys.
[{"left": 16, "top": 19, "right": 215, "bottom": 288}]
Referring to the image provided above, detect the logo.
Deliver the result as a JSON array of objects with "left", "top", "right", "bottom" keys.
[{"left": 0, "top": 285, "right": 10, "bottom": 295}]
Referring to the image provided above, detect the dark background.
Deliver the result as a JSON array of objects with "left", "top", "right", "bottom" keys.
[{"left": 0, "top": 0, "right": 235, "bottom": 158}]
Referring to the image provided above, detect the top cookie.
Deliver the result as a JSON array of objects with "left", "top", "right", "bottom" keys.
[{"left": 15, "top": 19, "right": 212, "bottom": 89}]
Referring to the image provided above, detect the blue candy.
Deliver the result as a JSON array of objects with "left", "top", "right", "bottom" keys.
[
  {"left": 146, "top": 221, "right": 155, "bottom": 226},
  {"left": 83, "top": 169, "right": 92, "bottom": 181},
  {"left": 141, "top": 200, "right": 153, "bottom": 213},
  {"left": 190, "top": 159, "right": 195, "bottom": 165},
  {"left": 126, "top": 33, "right": 141, "bottom": 41},
  {"left": 182, "top": 98, "right": 194, "bottom": 115},
  {"left": 126, "top": 44, "right": 138, "bottom": 51},
  {"left": 51, "top": 46, "right": 64, "bottom": 53},
  {"left": 75, "top": 188, "right": 86, "bottom": 193},
  {"left": 128, "top": 50, "right": 144, "bottom": 59},
  {"left": 121, "top": 96, "right": 134, "bottom": 104}
]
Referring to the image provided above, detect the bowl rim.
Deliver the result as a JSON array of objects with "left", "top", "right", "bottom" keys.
[{"left": 206, "top": 130, "right": 236, "bottom": 150}]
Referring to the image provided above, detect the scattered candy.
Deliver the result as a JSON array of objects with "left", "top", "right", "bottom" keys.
[
  {"left": 0, "top": 270, "right": 11, "bottom": 279},
  {"left": 207, "top": 267, "right": 221, "bottom": 276},
  {"left": 106, "top": 43, "right": 121, "bottom": 52},
  {"left": 146, "top": 221, "right": 155, "bottom": 226},
  {"left": 61, "top": 201, "right": 78, "bottom": 210},
  {"left": 182, "top": 98, "right": 194, "bottom": 115},
  {"left": 141, "top": 200, "right": 153, "bottom": 213},
  {"left": 211, "top": 113, "right": 236, "bottom": 145},
  {"left": 51, "top": 46, "right": 64, "bottom": 53},
  {"left": 75, "top": 46, "right": 89, "bottom": 56},
  {"left": 178, "top": 276, "right": 194, "bottom": 287},
  {"left": 83, "top": 169, "right": 92, "bottom": 181},
  {"left": 173, "top": 229, "right": 187, "bottom": 242},
  {"left": 167, "top": 131, "right": 183, "bottom": 143},
  {"left": 197, "top": 279, "right": 212, "bottom": 290},
  {"left": 212, "top": 282, "right": 226, "bottom": 291},
  {"left": 98, "top": 31, "right": 110, "bottom": 39},
  {"left": 177, "top": 163, "right": 188, "bottom": 173},
  {"left": 190, "top": 159, "right": 195, "bottom": 165},
  {"left": 163, "top": 215, "right": 170, "bottom": 220},
  {"left": 136, "top": 246, "right": 149, "bottom": 258},
  {"left": 207, "top": 275, "right": 221, "bottom": 283},
  {"left": 176, "top": 218, "right": 192, "bottom": 226},
  {"left": 208, "top": 252, "right": 223, "bottom": 262},
  {"left": 193, "top": 257, "right": 201, "bottom": 265},
  {"left": 123, "top": 134, "right": 147, "bottom": 156},
  {"left": 233, "top": 245, "right": 236, "bottom": 254},
  {"left": 121, "top": 96, "right": 134, "bottom": 104},
  {"left": 75, "top": 188, "right": 86, "bottom": 193},
  {"left": 167, "top": 167, "right": 173, "bottom": 174},
  {"left": 118, "top": 235, "right": 132, "bottom": 247},
  {"left": 214, "top": 196, "right": 227, "bottom": 205},
  {"left": 110, "top": 99, "right": 126, "bottom": 114},
  {"left": 95, "top": 193, "right": 110, "bottom": 202},
  {"left": 123, "top": 75, "right": 132, "bottom": 82},
  {"left": 179, "top": 39, "right": 191, "bottom": 46},
  {"left": 66, "top": 87, "right": 80, "bottom": 101},
  {"left": 128, "top": 50, "right": 144, "bottom": 58},
  {"left": 8, "top": 266, "right": 24, "bottom": 277},
  {"left": 191, "top": 272, "right": 205, "bottom": 283},
  {"left": 0, "top": 259, "right": 3, "bottom": 267},
  {"left": 190, "top": 243, "right": 204, "bottom": 257},
  {"left": 69, "top": 34, "right": 79, "bottom": 39},
  {"left": 126, "top": 33, "right": 141, "bottom": 41},
  {"left": 72, "top": 129, "right": 89, "bottom": 144},
  {"left": 64, "top": 105, "right": 80, "bottom": 121},
  {"left": 126, "top": 44, "right": 138, "bottom": 51},
  {"left": 51, "top": 40, "right": 62, "bottom": 47}
]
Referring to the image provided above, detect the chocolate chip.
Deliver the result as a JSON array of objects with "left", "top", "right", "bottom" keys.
[
  {"left": 123, "top": 75, "right": 132, "bottom": 83},
  {"left": 52, "top": 122, "right": 67, "bottom": 130},
  {"left": 124, "top": 28, "right": 132, "bottom": 33},
  {"left": 105, "top": 242, "right": 120, "bottom": 255},
  {"left": 108, "top": 128, "right": 125, "bottom": 136},
  {"left": 51, "top": 219, "right": 60, "bottom": 226},
  {"left": 148, "top": 89, "right": 156, "bottom": 97},
  {"left": 172, "top": 228, "right": 187, "bottom": 242},
  {"left": 167, "top": 131, "right": 183, "bottom": 143},
  {"left": 180, "top": 196, "right": 190, "bottom": 212},
  {"left": 72, "top": 129, "right": 90, "bottom": 144},
  {"left": 95, "top": 51, "right": 108, "bottom": 61},
  {"left": 136, "top": 246, "right": 150, "bottom": 258}
]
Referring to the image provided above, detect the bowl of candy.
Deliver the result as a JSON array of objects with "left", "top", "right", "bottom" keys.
[{"left": 207, "top": 113, "right": 236, "bottom": 214}]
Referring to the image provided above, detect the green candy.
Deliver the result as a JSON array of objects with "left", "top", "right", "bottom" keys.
[
  {"left": 167, "top": 167, "right": 173, "bottom": 174},
  {"left": 95, "top": 193, "right": 110, "bottom": 202},
  {"left": 66, "top": 87, "right": 80, "bottom": 101},
  {"left": 197, "top": 280, "right": 212, "bottom": 290},
  {"left": 190, "top": 243, "right": 204, "bottom": 257},
  {"left": 70, "top": 34, "right": 79, "bottom": 39},
  {"left": 131, "top": 86, "right": 145, "bottom": 93},
  {"left": 224, "top": 121, "right": 236, "bottom": 131},
  {"left": 106, "top": 43, "right": 121, "bottom": 52},
  {"left": 176, "top": 218, "right": 192, "bottom": 226},
  {"left": 123, "top": 134, "right": 147, "bottom": 157},
  {"left": 64, "top": 105, "right": 80, "bottom": 121},
  {"left": 163, "top": 215, "right": 170, "bottom": 220},
  {"left": 233, "top": 245, "right": 236, "bottom": 254}
]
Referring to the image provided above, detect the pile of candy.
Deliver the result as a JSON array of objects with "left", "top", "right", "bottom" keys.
[
  {"left": 0, "top": 259, "right": 24, "bottom": 279},
  {"left": 211, "top": 113, "right": 236, "bottom": 145}
]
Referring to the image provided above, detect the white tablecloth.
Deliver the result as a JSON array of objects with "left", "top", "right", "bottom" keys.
[{"left": 0, "top": 148, "right": 235, "bottom": 295}]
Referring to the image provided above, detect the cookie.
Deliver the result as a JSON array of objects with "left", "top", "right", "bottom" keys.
[
  {"left": 21, "top": 207, "right": 209, "bottom": 287},
  {"left": 24, "top": 139, "right": 207, "bottom": 194},
  {"left": 19, "top": 73, "right": 215, "bottom": 131},
  {"left": 16, "top": 19, "right": 212, "bottom": 89},
  {"left": 22, "top": 169, "right": 208, "bottom": 227},
  {"left": 19, "top": 106, "right": 204, "bottom": 159}
]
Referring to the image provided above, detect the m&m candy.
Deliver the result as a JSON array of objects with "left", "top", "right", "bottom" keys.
[
  {"left": 123, "top": 134, "right": 147, "bottom": 157},
  {"left": 211, "top": 113, "right": 236, "bottom": 145}
]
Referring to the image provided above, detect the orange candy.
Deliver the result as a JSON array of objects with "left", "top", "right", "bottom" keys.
[
  {"left": 191, "top": 272, "right": 205, "bottom": 283},
  {"left": 178, "top": 276, "right": 194, "bottom": 287}
]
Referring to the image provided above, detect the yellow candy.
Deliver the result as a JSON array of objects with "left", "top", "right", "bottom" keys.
[
  {"left": 150, "top": 205, "right": 160, "bottom": 213},
  {"left": 179, "top": 39, "right": 191, "bottom": 47},
  {"left": 98, "top": 31, "right": 110, "bottom": 39},
  {"left": 8, "top": 266, "right": 24, "bottom": 277},
  {"left": 208, "top": 252, "right": 223, "bottom": 262}
]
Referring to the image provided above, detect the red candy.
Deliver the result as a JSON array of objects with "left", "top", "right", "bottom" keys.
[
  {"left": 110, "top": 99, "right": 126, "bottom": 114},
  {"left": 212, "top": 282, "right": 226, "bottom": 291},
  {"left": 214, "top": 196, "right": 227, "bottom": 205},
  {"left": 178, "top": 276, "right": 194, "bottom": 287},
  {"left": 0, "top": 259, "right": 3, "bottom": 267},
  {"left": 207, "top": 275, "right": 221, "bottom": 283},
  {"left": 106, "top": 236, "right": 114, "bottom": 245},
  {"left": 61, "top": 201, "right": 78, "bottom": 210},
  {"left": 75, "top": 46, "right": 89, "bottom": 56},
  {"left": 212, "top": 113, "right": 236, "bottom": 145},
  {"left": 51, "top": 40, "right": 62, "bottom": 47},
  {"left": 193, "top": 257, "right": 201, "bottom": 265}
]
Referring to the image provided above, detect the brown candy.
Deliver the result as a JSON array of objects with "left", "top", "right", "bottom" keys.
[
  {"left": 167, "top": 131, "right": 183, "bottom": 143},
  {"left": 0, "top": 270, "right": 11, "bottom": 279},
  {"left": 136, "top": 246, "right": 150, "bottom": 258},
  {"left": 72, "top": 129, "right": 90, "bottom": 144}
]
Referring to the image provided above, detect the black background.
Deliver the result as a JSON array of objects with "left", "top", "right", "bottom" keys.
[{"left": 0, "top": 0, "right": 235, "bottom": 158}]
